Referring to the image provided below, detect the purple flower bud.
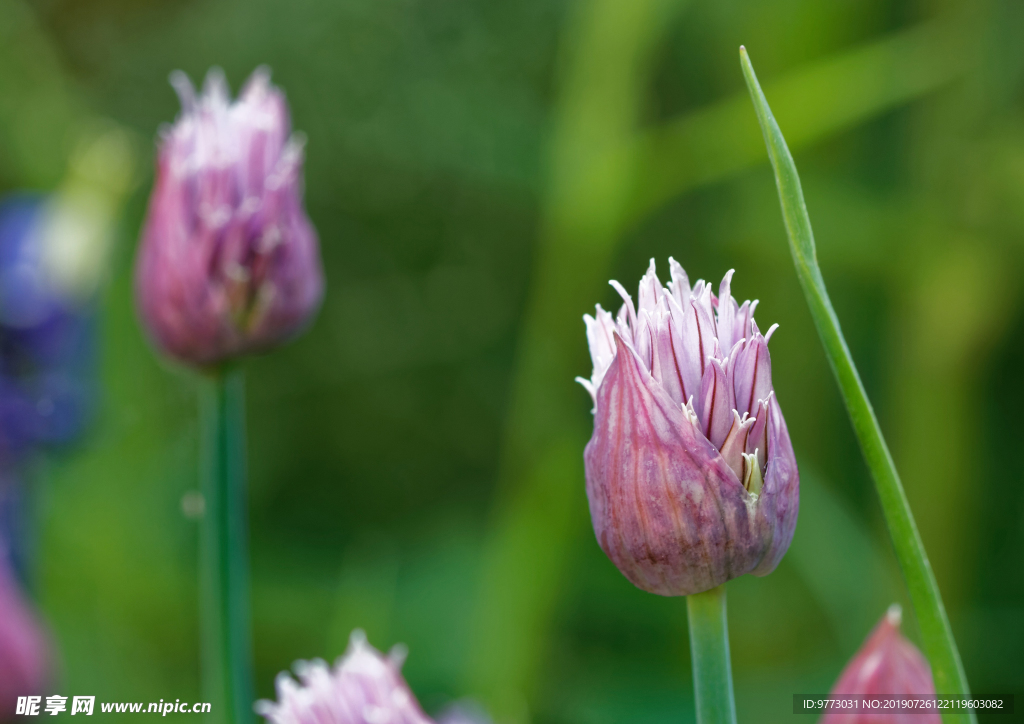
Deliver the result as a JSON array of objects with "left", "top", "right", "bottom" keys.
[
  {"left": 135, "top": 68, "right": 324, "bottom": 367},
  {"left": 255, "top": 630, "right": 433, "bottom": 724},
  {"left": 579, "top": 259, "right": 798, "bottom": 596},
  {"left": 0, "top": 555, "right": 49, "bottom": 718},
  {"left": 821, "top": 606, "right": 941, "bottom": 724}
]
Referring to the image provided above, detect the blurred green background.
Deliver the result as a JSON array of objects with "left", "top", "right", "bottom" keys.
[{"left": 2, "top": 0, "right": 1023, "bottom": 721}]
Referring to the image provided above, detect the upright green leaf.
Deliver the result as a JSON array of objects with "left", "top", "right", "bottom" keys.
[{"left": 739, "top": 46, "right": 975, "bottom": 724}]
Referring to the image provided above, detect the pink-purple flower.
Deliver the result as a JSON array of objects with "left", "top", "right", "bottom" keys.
[
  {"left": 135, "top": 67, "right": 324, "bottom": 367},
  {"left": 579, "top": 259, "right": 798, "bottom": 596},
  {"left": 0, "top": 554, "right": 49, "bottom": 719},
  {"left": 820, "top": 605, "right": 941, "bottom": 724},
  {"left": 255, "top": 631, "right": 433, "bottom": 724}
]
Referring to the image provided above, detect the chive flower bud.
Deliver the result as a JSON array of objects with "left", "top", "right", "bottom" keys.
[
  {"left": 821, "top": 605, "right": 941, "bottom": 723},
  {"left": 135, "top": 67, "right": 323, "bottom": 367},
  {"left": 578, "top": 259, "right": 798, "bottom": 596},
  {"left": 255, "top": 630, "right": 433, "bottom": 724}
]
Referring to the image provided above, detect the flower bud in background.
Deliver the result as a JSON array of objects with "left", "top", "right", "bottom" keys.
[
  {"left": 0, "top": 552, "right": 50, "bottom": 720},
  {"left": 134, "top": 67, "right": 324, "bottom": 368},
  {"left": 820, "top": 605, "right": 941, "bottom": 724},
  {"left": 255, "top": 630, "right": 433, "bottom": 724},
  {"left": 579, "top": 259, "right": 798, "bottom": 596}
]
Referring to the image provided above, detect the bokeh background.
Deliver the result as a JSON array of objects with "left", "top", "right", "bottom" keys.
[{"left": 1, "top": 0, "right": 1022, "bottom": 721}]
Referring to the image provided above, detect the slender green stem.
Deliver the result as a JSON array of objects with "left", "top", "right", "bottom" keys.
[
  {"left": 687, "top": 585, "right": 737, "bottom": 724},
  {"left": 200, "top": 369, "right": 254, "bottom": 724},
  {"left": 739, "top": 47, "right": 974, "bottom": 723}
]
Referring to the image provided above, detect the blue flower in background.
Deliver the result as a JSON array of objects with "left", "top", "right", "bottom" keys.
[
  {"left": 0, "top": 194, "right": 99, "bottom": 579},
  {"left": 0, "top": 195, "right": 57, "bottom": 329},
  {"left": 0, "top": 195, "right": 96, "bottom": 459}
]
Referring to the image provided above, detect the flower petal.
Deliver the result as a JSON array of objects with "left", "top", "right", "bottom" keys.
[
  {"left": 609, "top": 279, "right": 637, "bottom": 338},
  {"left": 745, "top": 392, "right": 772, "bottom": 473},
  {"left": 719, "top": 409, "right": 755, "bottom": 481},
  {"left": 671, "top": 294, "right": 716, "bottom": 404},
  {"left": 698, "top": 357, "right": 735, "bottom": 449},
  {"left": 637, "top": 258, "right": 662, "bottom": 316},
  {"left": 583, "top": 304, "right": 618, "bottom": 392},
  {"left": 750, "top": 395, "right": 799, "bottom": 577},
  {"left": 667, "top": 257, "right": 691, "bottom": 308},
  {"left": 730, "top": 323, "right": 773, "bottom": 417},
  {"left": 716, "top": 269, "right": 740, "bottom": 350},
  {"left": 648, "top": 303, "right": 685, "bottom": 406}
]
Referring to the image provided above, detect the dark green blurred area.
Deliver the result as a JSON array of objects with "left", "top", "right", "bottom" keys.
[{"left": 2, "top": 0, "right": 1023, "bottom": 721}]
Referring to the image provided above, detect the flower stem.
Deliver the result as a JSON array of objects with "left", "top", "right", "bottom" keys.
[
  {"left": 739, "top": 47, "right": 975, "bottom": 723},
  {"left": 687, "top": 585, "right": 737, "bottom": 724},
  {"left": 199, "top": 369, "right": 254, "bottom": 724}
]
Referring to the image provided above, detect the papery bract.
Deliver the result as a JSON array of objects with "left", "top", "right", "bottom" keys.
[
  {"left": 255, "top": 630, "right": 433, "bottom": 724},
  {"left": 135, "top": 67, "right": 323, "bottom": 367},
  {"left": 820, "top": 606, "right": 941, "bottom": 724},
  {"left": 579, "top": 259, "right": 798, "bottom": 596}
]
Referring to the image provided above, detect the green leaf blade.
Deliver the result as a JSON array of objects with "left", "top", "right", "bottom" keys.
[{"left": 739, "top": 46, "right": 976, "bottom": 724}]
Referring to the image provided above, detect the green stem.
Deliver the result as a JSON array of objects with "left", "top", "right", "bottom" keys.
[
  {"left": 200, "top": 369, "right": 254, "bottom": 724},
  {"left": 687, "top": 585, "right": 737, "bottom": 724},
  {"left": 739, "top": 47, "right": 975, "bottom": 724}
]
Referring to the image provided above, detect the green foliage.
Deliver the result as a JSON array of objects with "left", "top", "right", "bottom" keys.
[
  {"left": 3, "top": 0, "right": 1022, "bottom": 722},
  {"left": 741, "top": 45, "right": 974, "bottom": 721}
]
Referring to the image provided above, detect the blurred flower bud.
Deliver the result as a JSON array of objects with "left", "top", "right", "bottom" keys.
[
  {"left": 255, "top": 630, "right": 432, "bottom": 724},
  {"left": 821, "top": 605, "right": 941, "bottom": 724},
  {"left": 0, "top": 554, "right": 49, "bottom": 719},
  {"left": 135, "top": 67, "right": 324, "bottom": 367},
  {"left": 578, "top": 259, "right": 798, "bottom": 596}
]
